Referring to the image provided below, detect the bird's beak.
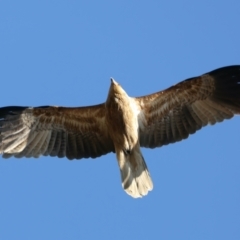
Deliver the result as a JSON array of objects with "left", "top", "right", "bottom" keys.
[{"left": 110, "top": 78, "right": 117, "bottom": 85}]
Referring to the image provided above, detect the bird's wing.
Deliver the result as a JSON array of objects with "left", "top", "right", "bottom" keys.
[
  {"left": 135, "top": 65, "right": 240, "bottom": 148},
  {"left": 0, "top": 104, "right": 114, "bottom": 159}
]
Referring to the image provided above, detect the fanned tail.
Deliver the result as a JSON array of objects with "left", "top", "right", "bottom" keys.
[{"left": 116, "top": 145, "right": 153, "bottom": 198}]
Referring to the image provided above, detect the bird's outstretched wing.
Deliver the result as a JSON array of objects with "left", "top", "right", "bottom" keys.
[
  {"left": 0, "top": 105, "right": 114, "bottom": 159},
  {"left": 135, "top": 65, "right": 240, "bottom": 148}
]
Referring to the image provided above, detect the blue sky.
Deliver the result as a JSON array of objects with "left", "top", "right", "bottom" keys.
[{"left": 0, "top": 1, "right": 240, "bottom": 239}]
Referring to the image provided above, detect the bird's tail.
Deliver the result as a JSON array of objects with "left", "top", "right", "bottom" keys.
[{"left": 116, "top": 145, "right": 153, "bottom": 198}]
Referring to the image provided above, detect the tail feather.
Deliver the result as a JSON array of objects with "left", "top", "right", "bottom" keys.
[{"left": 117, "top": 146, "right": 153, "bottom": 198}]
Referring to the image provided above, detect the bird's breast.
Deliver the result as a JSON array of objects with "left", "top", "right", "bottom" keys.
[{"left": 106, "top": 99, "right": 139, "bottom": 150}]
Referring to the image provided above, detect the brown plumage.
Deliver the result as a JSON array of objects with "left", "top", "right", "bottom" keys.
[{"left": 0, "top": 65, "right": 240, "bottom": 198}]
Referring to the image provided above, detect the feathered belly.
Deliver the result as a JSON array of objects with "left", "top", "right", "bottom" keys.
[{"left": 106, "top": 106, "right": 139, "bottom": 151}]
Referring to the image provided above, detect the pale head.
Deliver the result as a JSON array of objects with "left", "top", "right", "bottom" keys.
[{"left": 106, "top": 78, "right": 129, "bottom": 104}]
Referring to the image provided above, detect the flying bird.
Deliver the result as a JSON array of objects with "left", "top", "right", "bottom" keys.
[{"left": 0, "top": 66, "right": 240, "bottom": 198}]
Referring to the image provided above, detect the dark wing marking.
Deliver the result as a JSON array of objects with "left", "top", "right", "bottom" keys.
[
  {"left": 0, "top": 104, "right": 114, "bottom": 159},
  {"left": 135, "top": 65, "right": 240, "bottom": 148}
]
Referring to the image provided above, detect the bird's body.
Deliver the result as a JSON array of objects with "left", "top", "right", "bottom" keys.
[
  {"left": 106, "top": 79, "right": 139, "bottom": 153},
  {"left": 0, "top": 66, "right": 240, "bottom": 198},
  {"left": 106, "top": 79, "right": 153, "bottom": 197}
]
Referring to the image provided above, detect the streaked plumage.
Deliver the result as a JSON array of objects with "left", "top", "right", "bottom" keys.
[{"left": 1, "top": 66, "right": 240, "bottom": 198}]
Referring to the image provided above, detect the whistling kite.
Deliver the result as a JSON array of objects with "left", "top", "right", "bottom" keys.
[{"left": 0, "top": 66, "right": 240, "bottom": 198}]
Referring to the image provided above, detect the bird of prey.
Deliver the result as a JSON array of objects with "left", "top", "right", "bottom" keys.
[{"left": 0, "top": 66, "right": 240, "bottom": 198}]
